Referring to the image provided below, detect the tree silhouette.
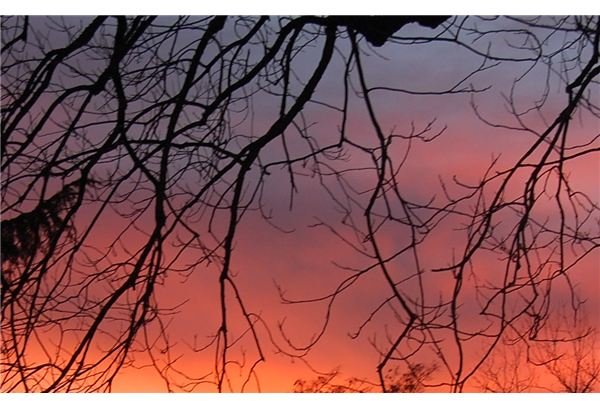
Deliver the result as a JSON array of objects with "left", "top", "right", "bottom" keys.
[
  {"left": 293, "top": 371, "right": 373, "bottom": 393},
  {"left": 475, "top": 309, "right": 599, "bottom": 393},
  {"left": 386, "top": 362, "right": 438, "bottom": 393},
  {"left": 532, "top": 311, "right": 600, "bottom": 392},
  {"left": 474, "top": 337, "right": 536, "bottom": 392},
  {"left": 1, "top": 15, "right": 598, "bottom": 392},
  {"left": 292, "top": 362, "right": 437, "bottom": 393}
]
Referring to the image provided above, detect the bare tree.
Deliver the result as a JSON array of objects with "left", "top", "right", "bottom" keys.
[
  {"left": 531, "top": 311, "right": 600, "bottom": 392},
  {"left": 386, "top": 362, "right": 438, "bottom": 392},
  {"left": 293, "top": 370, "right": 374, "bottom": 393},
  {"left": 474, "top": 337, "right": 536, "bottom": 392},
  {"left": 475, "top": 309, "right": 599, "bottom": 393},
  {"left": 1, "top": 15, "right": 598, "bottom": 392},
  {"left": 292, "top": 362, "right": 437, "bottom": 393}
]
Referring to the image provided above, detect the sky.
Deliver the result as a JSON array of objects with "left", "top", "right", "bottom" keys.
[{"left": 1, "top": 16, "right": 599, "bottom": 393}]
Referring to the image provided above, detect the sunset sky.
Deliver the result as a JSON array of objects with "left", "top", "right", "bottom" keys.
[{"left": 1, "top": 14, "right": 599, "bottom": 393}]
